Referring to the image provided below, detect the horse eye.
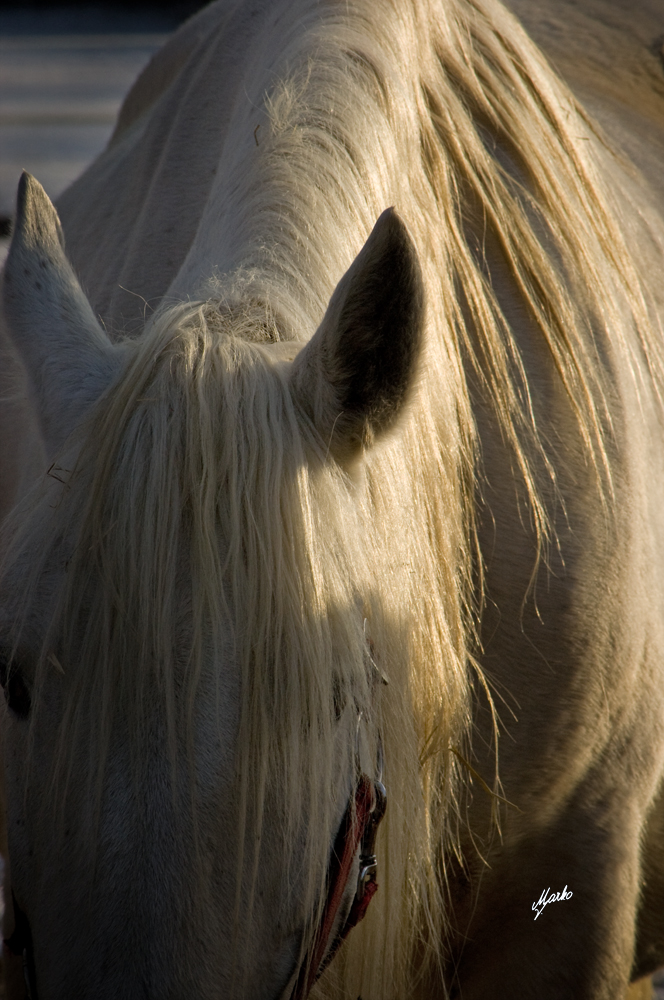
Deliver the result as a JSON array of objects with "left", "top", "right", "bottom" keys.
[
  {"left": 6, "top": 672, "right": 31, "bottom": 718},
  {"left": 0, "top": 652, "right": 31, "bottom": 719}
]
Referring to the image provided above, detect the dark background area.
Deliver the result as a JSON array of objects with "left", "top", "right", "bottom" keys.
[
  {"left": 0, "top": 0, "right": 208, "bottom": 33},
  {"left": 0, "top": 0, "right": 203, "bottom": 238}
]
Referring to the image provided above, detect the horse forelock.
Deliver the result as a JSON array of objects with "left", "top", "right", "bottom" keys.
[
  {"left": 2, "top": 281, "right": 473, "bottom": 987},
  {"left": 2, "top": 303, "right": 416, "bottom": 964}
]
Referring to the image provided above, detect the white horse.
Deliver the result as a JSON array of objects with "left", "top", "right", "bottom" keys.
[{"left": 1, "top": 0, "right": 664, "bottom": 997}]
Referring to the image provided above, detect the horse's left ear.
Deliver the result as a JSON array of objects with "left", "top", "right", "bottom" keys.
[
  {"left": 2, "top": 172, "right": 123, "bottom": 458},
  {"left": 290, "top": 208, "right": 424, "bottom": 463}
]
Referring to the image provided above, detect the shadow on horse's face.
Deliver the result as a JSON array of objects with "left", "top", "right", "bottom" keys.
[
  {"left": 0, "top": 470, "right": 377, "bottom": 1000},
  {"left": 0, "top": 639, "right": 308, "bottom": 999},
  {"left": 0, "top": 600, "right": 365, "bottom": 999},
  {"left": 0, "top": 179, "right": 421, "bottom": 998}
]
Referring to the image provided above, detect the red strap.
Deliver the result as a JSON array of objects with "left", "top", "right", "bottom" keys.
[
  {"left": 291, "top": 777, "right": 377, "bottom": 1000},
  {"left": 340, "top": 875, "right": 378, "bottom": 934}
]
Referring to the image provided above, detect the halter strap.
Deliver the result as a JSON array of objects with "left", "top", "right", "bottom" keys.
[{"left": 291, "top": 772, "right": 387, "bottom": 1000}]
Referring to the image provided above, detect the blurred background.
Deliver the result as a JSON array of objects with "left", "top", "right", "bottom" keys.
[{"left": 0, "top": 0, "right": 208, "bottom": 263}]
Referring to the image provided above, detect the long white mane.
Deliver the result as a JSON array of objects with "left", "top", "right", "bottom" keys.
[{"left": 4, "top": 0, "right": 662, "bottom": 996}]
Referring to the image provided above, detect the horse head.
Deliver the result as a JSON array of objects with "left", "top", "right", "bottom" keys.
[{"left": 0, "top": 174, "right": 423, "bottom": 999}]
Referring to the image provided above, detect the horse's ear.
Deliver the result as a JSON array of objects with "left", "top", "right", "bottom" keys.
[
  {"left": 2, "top": 172, "right": 123, "bottom": 457},
  {"left": 290, "top": 208, "right": 424, "bottom": 463}
]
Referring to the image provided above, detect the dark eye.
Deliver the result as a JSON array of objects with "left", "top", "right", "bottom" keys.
[{"left": 0, "top": 652, "right": 31, "bottom": 719}]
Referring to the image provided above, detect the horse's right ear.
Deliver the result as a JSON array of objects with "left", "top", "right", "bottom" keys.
[
  {"left": 2, "top": 173, "right": 123, "bottom": 458},
  {"left": 289, "top": 209, "right": 424, "bottom": 463}
]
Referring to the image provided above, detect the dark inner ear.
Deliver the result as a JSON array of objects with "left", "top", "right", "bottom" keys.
[
  {"left": 329, "top": 209, "right": 424, "bottom": 429},
  {"left": 291, "top": 208, "right": 425, "bottom": 461}
]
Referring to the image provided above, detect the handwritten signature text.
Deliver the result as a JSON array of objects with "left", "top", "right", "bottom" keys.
[{"left": 532, "top": 885, "right": 573, "bottom": 920}]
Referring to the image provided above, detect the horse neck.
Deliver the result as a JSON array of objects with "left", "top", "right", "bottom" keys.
[{"left": 165, "top": 0, "right": 428, "bottom": 341}]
